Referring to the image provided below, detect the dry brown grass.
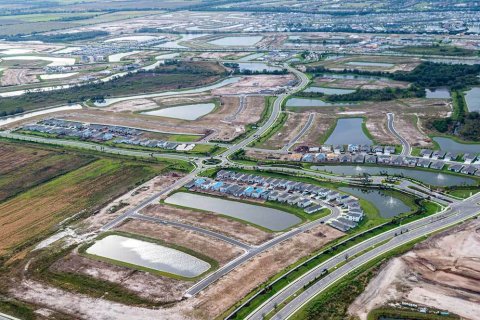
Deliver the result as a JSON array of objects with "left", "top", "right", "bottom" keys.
[
  {"left": 116, "top": 219, "right": 244, "bottom": 265},
  {"left": 0, "top": 159, "right": 164, "bottom": 257},
  {"left": 142, "top": 203, "right": 273, "bottom": 246}
]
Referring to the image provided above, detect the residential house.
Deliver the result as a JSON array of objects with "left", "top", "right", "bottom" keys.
[
  {"left": 448, "top": 164, "right": 464, "bottom": 173},
  {"left": 420, "top": 149, "right": 432, "bottom": 158},
  {"left": 430, "top": 161, "right": 445, "bottom": 170},
  {"left": 461, "top": 165, "right": 478, "bottom": 175},
  {"left": 365, "top": 155, "right": 377, "bottom": 164},
  {"left": 304, "top": 205, "right": 323, "bottom": 214},
  {"left": 384, "top": 146, "right": 396, "bottom": 155},
  {"left": 417, "top": 158, "right": 431, "bottom": 168}
]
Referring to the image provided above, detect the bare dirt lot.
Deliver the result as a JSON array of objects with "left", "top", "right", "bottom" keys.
[
  {"left": 189, "top": 225, "right": 344, "bottom": 319},
  {"left": 259, "top": 111, "right": 311, "bottom": 149},
  {"left": 142, "top": 203, "right": 273, "bottom": 246},
  {"left": 68, "top": 94, "right": 266, "bottom": 142},
  {"left": 0, "top": 68, "right": 40, "bottom": 86},
  {"left": 50, "top": 252, "right": 191, "bottom": 303},
  {"left": 212, "top": 74, "right": 294, "bottom": 95},
  {"left": 314, "top": 55, "right": 421, "bottom": 73},
  {"left": 116, "top": 219, "right": 244, "bottom": 265},
  {"left": 349, "top": 219, "right": 480, "bottom": 320},
  {"left": 84, "top": 172, "right": 185, "bottom": 231},
  {"left": 287, "top": 98, "right": 450, "bottom": 148}
]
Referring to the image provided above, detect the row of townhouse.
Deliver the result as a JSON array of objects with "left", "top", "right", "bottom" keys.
[
  {"left": 187, "top": 177, "right": 316, "bottom": 209},
  {"left": 298, "top": 144, "right": 396, "bottom": 155},
  {"left": 115, "top": 138, "right": 195, "bottom": 151},
  {"left": 212, "top": 170, "right": 365, "bottom": 231},
  {"left": 23, "top": 119, "right": 195, "bottom": 152},
  {"left": 297, "top": 153, "right": 480, "bottom": 176},
  {"left": 419, "top": 149, "right": 479, "bottom": 164}
]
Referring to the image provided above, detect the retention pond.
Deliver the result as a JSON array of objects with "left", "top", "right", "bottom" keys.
[
  {"left": 164, "top": 192, "right": 301, "bottom": 231},
  {"left": 86, "top": 235, "right": 211, "bottom": 278}
]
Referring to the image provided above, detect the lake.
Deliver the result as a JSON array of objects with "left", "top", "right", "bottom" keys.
[
  {"left": 238, "top": 52, "right": 265, "bottom": 61},
  {"left": 433, "top": 137, "right": 480, "bottom": 154},
  {"left": 86, "top": 235, "right": 210, "bottom": 278},
  {"left": 286, "top": 97, "right": 355, "bottom": 108},
  {"left": 464, "top": 87, "right": 480, "bottom": 112},
  {"left": 236, "top": 62, "right": 281, "bottom": 72},
  {"left": 156, "top": 34, "right": 208, "bottom": 49},
  {"left": 96, "top": 77, "right": 240, "bottom": 107},
  {"left": 142, "top": 103, "right": 215, "bottom": 120},
  {"left": 325, "top": 118, "right": 373, "bottom": 145},
  {"left": 0, "top": 104, "right": 83, "bottom": 127},
  {"left": 346, "top": 61, "right": 394, "bottom": 68},
  {"left": 426, "top": 88, "right": 450, "bottom": 99},
  {"left": 108, "top": 51, "right": 140, "bottom": 63},
  {"left": 303, "top": 87, "right": 355, "bottom": 95},
  {"left": 1, "top": 55, "right": 75, "bottom": 66},
  {"left": 164, "top": 192, "right": 302, "bottom": 231},
  {"left": 312, "top": 165, "right": 477, "bottom": 187},
  {"left": 209, "top": 36, "right": 263, "bottom": 46},
  {"left": 320, "top": 73, "right": 390, "bottom": 81},
  {"left": 339, "top": 187, "right": 410, "bottom": 218},
  {"left": 105, "top": 35, "right": 159, "bottom": 43}
]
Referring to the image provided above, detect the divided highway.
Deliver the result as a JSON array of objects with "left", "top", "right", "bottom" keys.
[{"left": 246, "top": 193, "right": 480, "bottom": 320}]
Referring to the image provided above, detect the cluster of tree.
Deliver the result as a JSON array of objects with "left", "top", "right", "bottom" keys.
[
  {"left": 427, "top": 112, "right": 480, "bottom": 141},
  {"left": 324, "top": 86, "right": 425, "bottom": 102},
  {"left": 298, "top": 86, "right": 425, "bottom": 102},
  {"left": 151, "top": 60, "right": 227, "bottom": 76},
  {"left": 394, "top": 45, "right": 479, "bottom": 57},
  {"left": 0, "top": 62, "right": 225, "bottom": 114},
  {"left": 391, "top": 62, "right": 480, "bottom": 89},
  {"left": 307, "top": 62, "right": 480, "bottom": 90},
  {"left": 4, "top": 31, "right": 109, "bottom": 43},
  {"left": 0, "top": 107, "right": 24, "bottom": 117}
]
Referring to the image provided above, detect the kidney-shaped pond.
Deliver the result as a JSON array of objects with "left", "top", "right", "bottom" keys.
[
  {"left": 86, "top": 235, "right": 211, "bottom": 278},
  {"left": 164, "top": 192, "right": 302, "bottom": 231},
  {"left": 142, "top": 103, "right": 215, "bottom": 120},
  {"left": 339, "top": 187, "right": 410, "bottom": 219}
]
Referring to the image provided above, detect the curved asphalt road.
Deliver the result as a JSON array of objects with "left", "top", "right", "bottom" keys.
[
  {"left": 282, "top": 112, "right": 315, "bottom": 152},
  {"left": 132, "top": 213, "right": 252, "bottom": 250},
  {"left": 387, "top": 112, "right": 411, "bottom": 156},
  {"left": 185, "top": 204, "right": 341, "bottom": 297}
]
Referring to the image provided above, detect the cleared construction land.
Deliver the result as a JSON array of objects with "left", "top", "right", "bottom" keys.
[
  {"left": 0, "top": 155, "right": 166, "bottom": 260},
  {"left": 350, "top": 219, "right": 480, "bottom": 320}
]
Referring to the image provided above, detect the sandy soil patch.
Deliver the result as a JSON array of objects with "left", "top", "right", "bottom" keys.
[
  {"left": 0, "top": 68, "right": 39, "bottom": 86},
  {"left": 260, "top": 112, "right": 309, "bottom": 149},
  {"left": 84, "top": 172, "right": 185, "bottom": 232},
  {"left": 189, "top": 225, "right": 344, "bottom": 319},
  {"left": 116, "top": 219, "right": 244, "bottom": 265},
  {"left": 212, "top": 74, "right": 294, "bottom": 95},
  {"left": 10, "top": 279, "right": 194, "bottom": 320},
  {"left": 142, "top": 204, "right": 273, "bottom": 246},
  {"left": 314, "top": 78, "right": 409, "bottom": 90},
  {"left": 100, "top": 98, "right": 158, "bottom": 113},
  {"left": 286, "top": 98, "right": 450, "bottom": 148},
  {"left": 349, "top": 219, "right": 480, "bottom": 320},
  {"left": 50, "top": 253, "right": 191, "bottom": 303}
]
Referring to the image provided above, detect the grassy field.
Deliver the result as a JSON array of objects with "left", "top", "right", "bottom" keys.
[
  {"left": 0, "top": 61, "right": 226, "bottom": 114},
  {"left": 0, "top": 142, "right": 94, "bottom": 202},
  {"left": 394, "top": 45, "right": 479, "bottom": 57},
  {"left": 0, "top": 158, "right": 166, "bottom": 259}
]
